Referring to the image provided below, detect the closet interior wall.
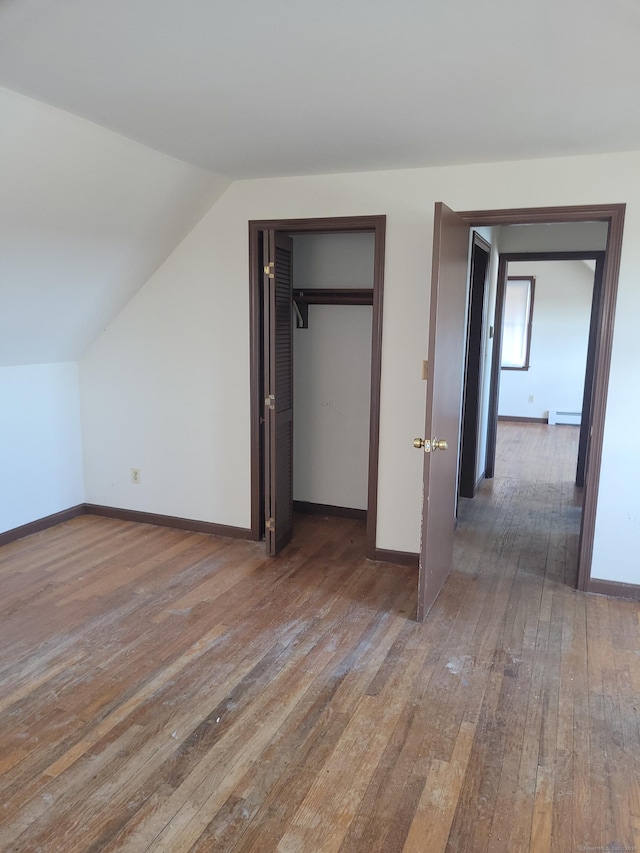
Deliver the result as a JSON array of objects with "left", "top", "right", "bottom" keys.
[{"left": 291, "top": 233, "right": 374, "bottom": 514}]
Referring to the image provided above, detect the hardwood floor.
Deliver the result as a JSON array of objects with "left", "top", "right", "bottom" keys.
[{"left": 0, "top": 423, "right": 638, "bottom": 851}]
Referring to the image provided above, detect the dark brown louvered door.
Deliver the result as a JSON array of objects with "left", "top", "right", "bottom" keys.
[{"left": 264, "top": 231, "right": 294, "bottom": 555}]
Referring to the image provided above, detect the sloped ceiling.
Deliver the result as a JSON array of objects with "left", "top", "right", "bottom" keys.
[
  {"left": 0, "top": 86, "right": 229, "bottom": 366},
  {"left": 0, "top": 0, "right": 639, "bottom": 179}
]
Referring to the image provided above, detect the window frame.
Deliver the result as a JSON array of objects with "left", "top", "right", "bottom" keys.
[{"left": 500, "top": 275, "right": 535, "bottom": 371}]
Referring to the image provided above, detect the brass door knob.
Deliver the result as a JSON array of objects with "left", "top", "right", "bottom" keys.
[{"left": 414, "top": 437, "right": 448, "bottom": 453}]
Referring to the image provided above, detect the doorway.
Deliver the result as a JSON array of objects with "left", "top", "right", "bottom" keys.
[
  {"left": 485, "top": 249, "right": 605, "bottom": 483},
  {"left": 418, "top": 203, "right": 625, "bottom": 619},
  {"left": 249, "top": 215, "right": 386, "bottom": 558},
  {"left": 488, "top": 251, "right": 604, "bottom": 490}
]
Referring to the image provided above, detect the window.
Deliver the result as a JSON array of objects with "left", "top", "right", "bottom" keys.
[{"left": 501, "top": 275, "right": 535, "bottom": 370}]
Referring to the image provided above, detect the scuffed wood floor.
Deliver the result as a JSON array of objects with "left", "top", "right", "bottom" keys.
[{"left": 0, "top": 423, "right": 638, "bottom": 851}]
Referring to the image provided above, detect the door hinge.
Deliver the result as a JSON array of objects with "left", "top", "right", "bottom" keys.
[
  {"left": 266, "top": 517, "right": 275, "bottom": 532},
  {"left": 264, "top": 394, "right": 275, "bottom": 410},
  {"left": 263, "top": 262, "right": 275, "bottom": 279}
]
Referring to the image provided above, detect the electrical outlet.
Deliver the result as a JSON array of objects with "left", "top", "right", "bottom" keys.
[
  {"left": 131, "top": 468, "right": 141, "bottom": 484},
  {"left": 528, "top": 395, "right": 534, "bottom": 403}
]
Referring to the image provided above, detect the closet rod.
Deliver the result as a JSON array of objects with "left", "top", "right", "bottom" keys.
[{"left": 292, "top": 288, "right": 373, "bottom": 306}]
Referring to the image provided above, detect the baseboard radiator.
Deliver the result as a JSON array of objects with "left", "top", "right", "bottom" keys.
[{"left": 547, "top": 409, "right": 581, "bottom": 425}]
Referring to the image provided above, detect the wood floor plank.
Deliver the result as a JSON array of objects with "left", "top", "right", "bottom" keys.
[{"left": 402, "top": 720, "right": 477, "bottom": 853}]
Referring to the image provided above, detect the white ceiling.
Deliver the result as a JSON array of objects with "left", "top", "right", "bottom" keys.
[{"left": 1, "top": 0, "right": 639, "bottom": 179}]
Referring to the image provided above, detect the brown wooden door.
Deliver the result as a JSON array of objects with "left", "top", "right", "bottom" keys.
[
  {"left": 264, "top": 231, "right": 294, "bottom": 555},
  {"left": 417, "top": 203, "right": 470, "bottom": 620}
]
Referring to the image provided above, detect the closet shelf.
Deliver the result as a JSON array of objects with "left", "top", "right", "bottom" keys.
[
  {"left": 292, "top": 288, "right": 373, "bottom": 329},
  {"left": 292, "top": 288, "right": 373, "bottom": 306}
]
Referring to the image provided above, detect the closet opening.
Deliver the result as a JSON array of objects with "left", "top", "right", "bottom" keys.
[{"left": 248, "top": 216, "right": 386, "bottom": 558}]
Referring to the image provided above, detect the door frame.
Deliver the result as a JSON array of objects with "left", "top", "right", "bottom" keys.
[
  {"left": 457, "top": 203, "right": 625, "bottom": 594},
  {"left": 485, "top": 250, "right": 605, "bottom": 484},
  {"left": 248, "top": 215, "right": 386, "bottom": 558},
  {"left": 459, "top": 231, "right": 492, "bottom": 499}
]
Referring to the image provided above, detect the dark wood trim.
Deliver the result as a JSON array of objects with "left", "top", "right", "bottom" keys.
[
  {"left": 577, "top": 206, "right": 626, "bottom": 591},
  {"left": 367, "top": 219, "right": 386, "bottom": 558},
  {"left": 373, "top": 548, "right": 419, "bottom": 568},
  {"left": 293, "top": 501, "right": 367, "bottom": 521},
  {"left": 0, "top": 504, "right": 85, "bottom": 546},
  {"left": 459, "top": 232, "right": 491, "bottom": 499},
  {"left": 249, "top": 215, "right": 386, "bottom": 560},
  {"left": 485, "top": 253, "right": 508, "bottom": 478},
  {"left": 458, "top": 204, "right": 625, "bottom": 226},
  {"left": 491, "top": 250, "right": 607, "bottom": 262},
  {"left": 587, "top": 578, "right": 640, "bottom": 602},
  {"left": 462, "top": 204, "right": 625, "bottom": 596},
  {"left": 472, "top": 231, "right": 491, "bottom": 255},
  {"left": 248, "top": 216, "right": 383, "bottom": 234},
  {"left": 84, "top": 505, "right": 252, "bottom": 539},
  {"left": 576, "top": 254, "right": 605, "bottom": 487}
]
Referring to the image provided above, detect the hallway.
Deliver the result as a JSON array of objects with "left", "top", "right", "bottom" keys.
[{"left": 455, "top": 420, "right": 583, "bottom": 587}]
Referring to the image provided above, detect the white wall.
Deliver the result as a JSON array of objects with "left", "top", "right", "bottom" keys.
[
  {"left": 292, "top": 233, "right": 373, "bottom": 510},
  {"left": 498, "top": 261, "right": 594, "bottom": 420},
  {"left": 0, "top": 87, "right": 229, "bottom": 534},
  {"left": 497, "top": 221, "right": 608, "bottom": 253},
  {"left": 0, "top": 363, "right": 84, "bottom": 533},
  {"left": 0, "top": 85, "right": 229, "bottom": 366},
  {"left": 292, "top": 232, "right": 375, "bottom": 289},
  {"left": 80, "top": 151, "right": 640, "bottom": 584}
]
